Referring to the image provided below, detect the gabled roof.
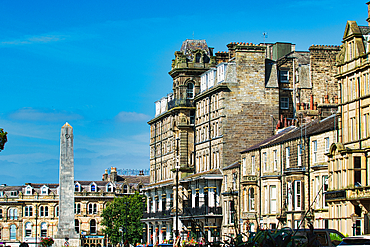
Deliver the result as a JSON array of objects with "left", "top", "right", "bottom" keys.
[{"left": 343, "top": 21, "right": 363, "bottom": 40}]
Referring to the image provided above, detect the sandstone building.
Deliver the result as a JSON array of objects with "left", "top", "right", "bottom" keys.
[
  {"left": 326, "top": 2, "right": 370, "bottom": 236},
  {"left": 0, "top": 168, "right": 148, "bottom": 247}
]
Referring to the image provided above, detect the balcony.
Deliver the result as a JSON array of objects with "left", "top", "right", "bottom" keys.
[
  {"left": 143, "top": 209, "right": 172, "bottom": 219},
  {"left": 182, "top": 206, "right": 222, "bottom": 217},
  {"left": 167, "top": 99, "right": 193, "bottom": 110}
]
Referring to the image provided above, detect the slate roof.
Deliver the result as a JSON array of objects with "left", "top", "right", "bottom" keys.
[
  {"left": 223, "top": 161, "right": 240, "bottom": 171},
  {"left": 241, "top": 126, "right": 296, "bottom": 153},
  {"left": 241, "top": 115, "right": 336, "bottom": 153},
  {"left": 116, "top": 175, "right": 150, "bottom": 185},
  {"left": 359, "top": 26, "right": 370, "bottom": 35},
  {"left": 180, "top": 39, "right": 210, "bottom": 58}
]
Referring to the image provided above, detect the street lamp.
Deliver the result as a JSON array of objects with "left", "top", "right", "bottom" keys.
[
  {"left": 351, "top": 213, "right": 358, "bottom": 236},
  {"left": 175, "top": 137, "right": 180, "bottom": 239}
]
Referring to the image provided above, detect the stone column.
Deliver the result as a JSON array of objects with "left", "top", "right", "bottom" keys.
[{"left": 54, "top": 123, "right": 80, "bottom": 247}]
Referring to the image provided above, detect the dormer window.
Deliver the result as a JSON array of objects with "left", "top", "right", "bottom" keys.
[
  {"left": 41, "top": 185, "right": 48, "bottom": 195},
  {"left": 90, "top": 183, "right": 97, "bottom": 192},
  {"left": 106, "top": 183, "right": 113, "bottom": 192},
  {"left": 10, "top": 191, "right": 18, "bottom": 197},
  {"left": 75, "top": 183, "right": 81, "bottom": 192},
  {"left": 25, "top": 186, "right": 33, "bottom": 195}
]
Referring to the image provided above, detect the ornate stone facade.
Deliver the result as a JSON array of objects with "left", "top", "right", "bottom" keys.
[{"left": 0, "top": 168, "right": 148, "bottom": 247}]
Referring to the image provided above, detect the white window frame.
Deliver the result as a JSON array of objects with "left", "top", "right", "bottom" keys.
[
  {"left": 298, "top": 144, "right": 302, "bottom": 166},
  {"left": 273, "top": 150, "right": 278, "bottom": 171},
  {"left": 280, "top": 70, "right": 289, "bottom": 83},
  {"left": 106, "top": 183, "right": 113, "bottom": 192},
  {"left": 251, "top": 156, "right": 256, "bottom": 175},
  {"left": 270, "top": 185, "right": 277, "bottom": 214},
  {"left": 90, "top": 183, "right": 97, "bottom": 192},
  {"left": 75, "top": 203, "right": 81, "bottom": 214},
  {"left": 263, "top": 152, "right": 267, "bottom": 172},
  {"left": 75, "top": 183, "right": 81, "bottom": 192},
  {"left": 294, "top": 180, "right": 302, "bottom": 211},
  {"left": 41, "top": 185, "right": 48, "bottom": 195},
  {"left": 312, "top": 140, "right": 317, "bottom": 163},
  {"left": 286, "top": 147, "right": 290, "bottom": 168},
  {"left": 25, "top": 186, "right": 32, "bottom": 195},
  {"left": 264, "top": 186, "right": 268, "bottom": 214},
  {"left": 287, "top": 182, "right": 292, "bottom": 211},
  {"left": 242, "top": 157, "right": 247, "bottom": 176}
]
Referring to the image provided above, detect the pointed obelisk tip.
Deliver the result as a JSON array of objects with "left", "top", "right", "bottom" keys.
[{"left": 62, "top": 122, "right": 72, "bottom": 129}]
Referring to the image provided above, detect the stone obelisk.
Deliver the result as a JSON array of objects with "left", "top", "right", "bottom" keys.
[{"left": 54, "top": 123, "right": 79, "bottom": 247}]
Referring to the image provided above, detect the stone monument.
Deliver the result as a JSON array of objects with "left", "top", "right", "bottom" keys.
[{"left": 54, "top": 123, "right": 80, "bottom": 247}]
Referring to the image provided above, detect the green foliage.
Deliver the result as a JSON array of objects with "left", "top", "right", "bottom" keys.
[
  {"left": 0, "top": 128, "right": 7, "bottom": 152},
  {"left": 101, "top": 192, "right": 145, "bottom": 246}
]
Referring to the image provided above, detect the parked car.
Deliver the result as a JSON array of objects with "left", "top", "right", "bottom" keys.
[
  {"left": 294, "top": 228, "right": 345, "bottom": 247},
  {"left": 339, "top": 235, "right": 370, "bottom": 246}
]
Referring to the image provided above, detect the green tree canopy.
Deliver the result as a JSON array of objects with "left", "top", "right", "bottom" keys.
[
  {"left": 101, "top": 192, "right": 145, "bottom": 246},
  {"left": 0, "top": 128, "right": 7, "bottom": 151}
]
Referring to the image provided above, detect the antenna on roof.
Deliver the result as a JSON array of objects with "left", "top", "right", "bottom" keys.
[
  {"left": 263, "top": 31, "right": 268, "bottom": 44},
  {"left": 192, "top": 31, "right": 195, "bottom": 40}
]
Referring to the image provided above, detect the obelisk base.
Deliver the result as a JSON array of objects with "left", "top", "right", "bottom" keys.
[{"left": 53, "top": 238, "right": 80, "bottom": 247}]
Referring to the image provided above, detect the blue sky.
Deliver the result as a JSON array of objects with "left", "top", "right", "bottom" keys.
[{"left": 0, "top": 0, "right": 366, "bottom": 185}]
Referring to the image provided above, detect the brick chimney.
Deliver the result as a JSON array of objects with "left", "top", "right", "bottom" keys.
[{"left": 110, "top": 167, "right": 117, "bottom": 182}]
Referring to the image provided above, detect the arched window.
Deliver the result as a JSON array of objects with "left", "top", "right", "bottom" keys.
[
  {"left": 75, "top": 219, "right": 80, "bottom": 234},
  {"left": 75, "top": 183, "right": 80, "bottom": 192},
  {"left": 187, "top": 83, "right": 194, "bottom": 99},
  {"left": 55, "top": 206, "right": 59, "bottom": 217},
  {"left": 44, "top": 206, "right": 49, "bottom": 217},
  {"left": 90, "top": 219, "right": 96, "bottom": 234},
  {"left": 25, "top": 186, "right": 32, "bottom": 195},
  {"left": 40, "top": 222, "right": 47, "bottom": 237},
  {"left": 75, "top": 203, "right": 81, "bottom": 214},
  {"left": 249, "top": 188, "right": 255, "bottom": 211},
  {"left": 9, "top": 208, "right": 17, "bottom": 220},
  {"left": 25, "top": 206, "right": 33, "bottom": 217},
  {"left": 107, "top": 183, "right": 113, "bottom": 192},
  {"left": 10, "top": 224, "right": 16, "bottom": 240},
  {"left": 41, "top": 186, "right": 48, "bottom": 195},
  {"left": 90, "top": 184, "right": 96, "bottom": 192},
  {"left": 40, "top": 206, "right": 44, "bottom": 217},
  {"left": 88, "top": 203, "right": 97, "bottom": 215},
  {"left": 25, "top": 222, "right": 32, "bottom": 237}
]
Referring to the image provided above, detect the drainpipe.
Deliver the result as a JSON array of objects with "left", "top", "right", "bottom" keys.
[
  {"left": 238, "top": 162, "right": 241, "bottom": 234},
  {"left": 209, "top": 95, "right": 212, "bottom": 170},
  {"left": 293, "top": 58, "right": 296, "bottom": 118},
  {"left": 358, "top": 76, "right": 362, "bottom": 149},
  {"left": 258, "top": 148, "right": 262, "bottom": 229},
  {"left": 280, "top": 143, "right": 283, "bottom": 220}
]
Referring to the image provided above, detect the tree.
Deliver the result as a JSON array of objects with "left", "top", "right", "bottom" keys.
[
  {"left": 101, "top": 192, "right": 145, "bottom": 246},
  {"left": 0, "top": 128, "right": 7, "bottom": 151}
]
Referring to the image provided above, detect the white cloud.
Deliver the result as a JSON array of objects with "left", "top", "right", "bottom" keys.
[
  {"left": 115, "top": 111, "right": 150, "bottom": 122},
  {"left": 1, "top": 34, "right": 68, "bottom": 46},
  {"left": 9, "top": 108, "right": 83, "bottom": 122}
]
